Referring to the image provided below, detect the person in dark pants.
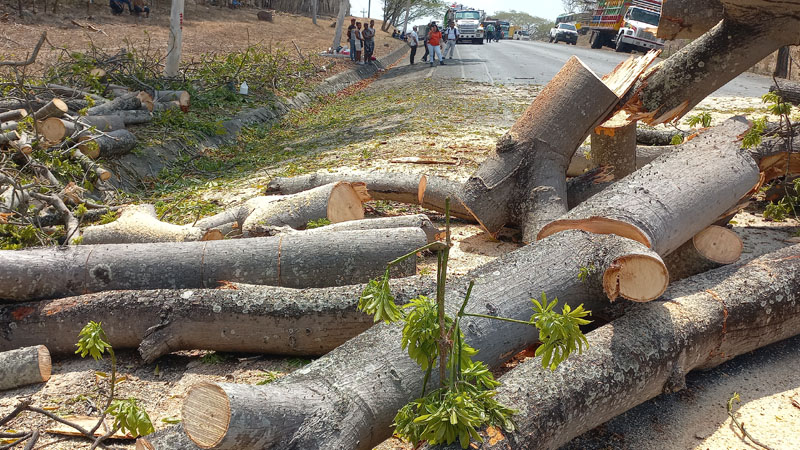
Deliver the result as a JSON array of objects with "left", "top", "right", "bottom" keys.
[
  {"left": 347, "top": 18, "right": 357, "bottom": 61},
  {"left": 421, "top": 22, "right": 434, "bottom": 62},
  {"left": 363, "top": 20, "right": 376, "bottom": 63},
  {"left": 407, "top": 25, "right": 419, "bottom": 65},
  {"left": 132, "top": 0, "right": 150, "bottom": 16},
  {"left": 110, "top": 0, "right": 132, "bottom": 14}
]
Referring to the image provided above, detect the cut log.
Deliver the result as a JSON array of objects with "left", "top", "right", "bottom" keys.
[
  {"left": 32, "top": 98, "right": 68, "bottom": 120},
  {"left": 569, "top": 145, "right": 673, "bottom": 176},
  {"left": 137, "top": 425, "right": 197, "bottom": 450},
  {"left": 114, "top": 109, "right": 154, "bottom": 125},
  {"left": 663, "top": 225, "right": 743, "bottom": 281},
  {"left": 153, "top": 90, "right": 190, "bottom": 110},
  {"left": 458, "top": 53, "right": 658, "bottom": 242},
  {"left": 87, "top": 92, "right": 142, "bottom": 116},
  {"left": 1, "top": 121, "right": 18, "bottom": 131},
  {"left": 0, "top": 276, "right": 435, "bottom": 362},
  {"left": 0, "top": 227, "right": 427, "bottom": 302},
  {"left": 70, "top": 148, "right": 112, "bottom": 181},
  {"left": 180, "top": 230, "right": 668, "bottom": 450},
  {"left": 241, "top": 182, "right": 365, "bottom": 235},
  {"left": 82, "top": 204, "right": 224, "bottom": 244},
  {"left": 78, "top": 129, "right": 137, "bottom": 159},
  {"left": 538, "top": 117, "right": 760, "bottom": 256},
  {"left": 0, "top": 109, "right": 27, "bottom": 122},
  {"left": 44, "top": 83, "right": 107, "bottom": 103},
  {"left": 250, "top": 214, "right": 441, "bottom": 243},
  {"left": 39, "top": 117, "right": 77, "bottom": 142},
  {"left": 79, "top": 114, "right": 126, "bottom": 132},
  {"left": 658, "top": 0, "right": 724, "bottom": 40},
  {"left": 137, "top": 91, "right": 155, "bottom": 112},
  {"left": 267, "top": 172, "right": 475, "bottom": 221},
  {"left": 627, "top": 17, "right": 800, "bottom": 125},
  {"left": 9, "top": 133, "right": 33, "bottom": 155},
  {"left": 0, "top": 130, "right": 20, "bottom": 145},
  {"left": 589, "top": 111, "right": 637, "bottom": 178},
  {"left": 566, "top": 166, "right": 615, "bottom": 208},
  {"left": 445, "top": 243, "right": 800, "bottom": 450},
  {"left": 153, "top": 101, "right": 182, "bottom": 113},
  {"left": 770, "top": 79, "right": 800, "bottom": 106},
  {"left": 635, "top": 128, "right": 690, "bottom": 146},
  {"left": 0, "top": 345, "right": 51, "bottom": 391}
]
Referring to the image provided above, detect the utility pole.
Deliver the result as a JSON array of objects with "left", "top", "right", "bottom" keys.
[
  {"left": 361, "top": 7, "right": 367, "bottom": 17},
  {"left": 165, "top": 0, "right": 185, "bottom": 77},
  {"left": 367, "top": 0, "right": 370, "bottom": 19},
  {"left": 402, "top": 0, "right": 411, "bottom": 33}
]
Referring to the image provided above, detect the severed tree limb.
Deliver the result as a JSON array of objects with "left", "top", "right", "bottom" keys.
[
  {"left": 81, "top": 204, "right": 223, "bottom": 244},
  {"left": 437, "top": 243, "right": 800, "bottom": 450},
  {"left": 0, "top": 345, "right": 51, "bottom": 391},
  {"left": 0, "top": 276, "right": 434, "bottom": 363},
  {"left": 663, "top": 225, "right": 743, "bottom": 281},
  {"left": 0, "top": 31, "right": 46, "bottom": 67},
  {"left": 28, "top": 191, "right": 81, "bottom": 244},
  {"left": 539, "top": 117, "right": 761, "bottom": 256},
  {"left": 179, "top": 231, "right": 668, "bottom": 450},
  {"left": 658, "top": 0, "right": 724, "bottom": 40},
  {"left": 0, "top": 228, "right": 427, "bottom": 301},
  {"left": 248, "top": 214, "right": 441, "bottom": 243}
]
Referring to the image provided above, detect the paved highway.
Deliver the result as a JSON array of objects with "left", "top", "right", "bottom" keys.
[{"left": 392, "top": 39, "right": 773, "bottom": 97}]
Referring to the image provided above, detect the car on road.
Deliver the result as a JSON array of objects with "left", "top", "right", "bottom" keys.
[
  {"left": 513, "top": 30, "right": 530, "bottom": 41},
  {"left": 549, "top": 23, "right": 578, "bottom": 45}
]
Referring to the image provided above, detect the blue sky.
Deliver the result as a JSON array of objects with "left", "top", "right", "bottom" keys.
[{"left": 349, "top": 0, "right": 566, "bottom": 24}]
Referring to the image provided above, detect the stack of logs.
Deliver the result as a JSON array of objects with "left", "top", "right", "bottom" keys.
[{"left": 0, "top": 85, "right": 191, "bottom": 183}]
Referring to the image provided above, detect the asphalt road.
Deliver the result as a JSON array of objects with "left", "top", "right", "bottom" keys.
[{"left": 396, "top": 39, "right": 773, "bottom": 97}]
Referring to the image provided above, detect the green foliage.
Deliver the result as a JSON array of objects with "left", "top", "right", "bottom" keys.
[
  {"left": 577, "top": 263, "right": 596, "bottom": 283},
  {"left": 742, "top": 116, "right": 768, "bottom": 149},
  {"left": 75, "top": 321, "right": 112, "bottom": 361},
  {"left": 99, "top": 210, "right": 120, "bottom": 225},
  {"left": 74, "top": 203, "right": 88, "bottom": 217},
  {"left": 305, "top": 218, "right": 331, "bottom": 229},
  {"left": 200, "top": 352, "right": 227, "bottom": 365},
  {"left": 358, "top": 271, "right": 404, "bottom": 323},
  {"left": 0, "top": 224, "right": 41, "bottom": 250},
  {"left": 401, "top": 296, "right": 446, "bottom": 370},
  {"left": 530, "top": 293, "right": 591, "bottom": 370},
  {"left": 286, "top": 357, "right": 312, "bottom": 367},
  {"left": 763, "top": 92, "right": 793, "bottom": 116},
  {"left": 106, "top": 398, "right": 154, "bottom": 437},
  {"left": 256, "top": 370, "right": 282, "bottom": 385},
  {"left": 161, "top": 416, "right": 181, "bottom": 424},
  {"left": 670, "top": 134, "right": 684, "bottom": 145},
  {"left": 686, "top": 111, "right": 712, "bottom": 128}
]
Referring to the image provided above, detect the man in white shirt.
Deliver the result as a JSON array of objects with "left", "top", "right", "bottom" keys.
[
  {"left": 443, "top": 21, "right": 458, "bottom": 59},
  {"left": 407, "top": 26, "right": 420, "bottom": 65}
]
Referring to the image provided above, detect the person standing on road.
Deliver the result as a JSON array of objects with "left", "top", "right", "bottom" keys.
[
  {"left": 363, "top": 20, "right": 376, "bottom": 63},
  {"left": 485, "top": 22, "right": 494, "bottom": 43},
  {"left": 443, "top": 21, "right": 458, "bottom": 60},
  {"left": 427, "top": 23, "right": 444, "bottom": 66},
  {"left": 407, "top": 25, "right": 419, "bottom": 65},
  {"left": 421, "top": 22, "right": 432, "bottom": 62},
  {"left": 347, "top": 18, "right": 357, "bottom": 61}
]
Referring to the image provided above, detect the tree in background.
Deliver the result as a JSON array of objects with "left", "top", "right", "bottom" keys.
[
  {"left": 492, "top": 10, "right": 552, "bottom": 41},
  {"left": 381, "top": 0, "right": 445, "bottom": 31},
  {"left": 561, "top": 0, "right": 597, "bottom": 13}
]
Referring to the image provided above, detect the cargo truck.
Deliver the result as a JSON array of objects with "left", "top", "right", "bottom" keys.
[
  {"left": 585, "top": 0, "right": 665, "bottom": 53},
  {"left": 443, "top": 5, "right": 485, "bottom": 44}
]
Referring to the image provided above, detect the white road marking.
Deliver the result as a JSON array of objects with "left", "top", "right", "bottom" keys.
[
  {"left": 482, "top": 60, "right": 495, "bottom": 84},
  {"left": 456, "top": 46, "right": 466, "bottom": 80}
]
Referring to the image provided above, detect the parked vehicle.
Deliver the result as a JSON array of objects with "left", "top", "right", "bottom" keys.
[
  {"left": 584, "top": 0, "right": 665, "bottom": 53},
  {"left": 555, "top": 11, "right": 591, "bottom": 35},
  {"left": 549, "top": 23, "right": 579, "bottom": 45},
  {"left": 513, "top": 30, "right": 530, "bottom": 41},
  {"left": 443, "top": 5, "right": 485, "bottom": 44}
]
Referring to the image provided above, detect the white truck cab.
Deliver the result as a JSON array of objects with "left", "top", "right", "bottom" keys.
[{"left": 614, "top": 6, "right": 665, "bottom": 52}]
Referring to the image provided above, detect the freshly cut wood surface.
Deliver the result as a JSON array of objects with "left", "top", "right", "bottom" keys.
[
  {"left": 590, "top": 110, "right": 637, "bottom": 178},
  {"left": 0, "top": 345, "right": 51, "bottom": 391},
  {"left": 180, "top": 231, "right": 666, "bottom": 450},
  {"left": 0, "top": 228, "right": 426, "bottom": 301},
  {"left": 38, "top": 117, "right": 76, "bottom": 142},
  {"left": 664, "top": 225, "right": 743, "bottom": 281},
  {"left": 538, "top": 117, "right": 760, "bottom": 256},
  {"left": 32, "top": 98, "right": 68, "bottom": 120},
  {"left": 439, "top": 244, "right": 800, "bottom": 450},
  {"left": 82, "top": 204, "right": 223, "bottom": 244},
  {"left": 0, "top": 277, "right": 434, "bottom": 361}
]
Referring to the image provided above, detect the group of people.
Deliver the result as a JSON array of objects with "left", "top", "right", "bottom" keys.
[
  {"left": 110, "top": 0, "right": 150, "bottom": 16},
  {"left": 484, "top": 23, "right": 504, "bottom": 42},
  {"left": 405, "top": 21, "right": 459, "bottom": 67},
  {"left": 347, "top": 18, "right": 376, "bottom": 65}
]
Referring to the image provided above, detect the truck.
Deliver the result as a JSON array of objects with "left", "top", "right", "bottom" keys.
[
  {"left": 584, "top": 0, "right": 665, "bottom": 53},
  {"left": 443, "top": 4, "right": 485, "bottom": 44}
]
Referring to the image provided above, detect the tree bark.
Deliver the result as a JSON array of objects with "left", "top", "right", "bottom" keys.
[
  {"left": 79, "top": 114, "right": 126, "bottom": 132},
  {"left": 137, "top": 425, "right": 197, "bottom": 450},
  {"left": 663, "top": 225, "right": 743, "bottom": 282},
  {"left": 538, "top": 117, "right": 760, "bottom": 256},
  {"left": 0, "top": 345, "right": 51, "bottom": 391},
  {"left": 38, "top": 117, "right": 77, "bottom": 142},
  {"left": 70, "top": 148, "right": 112, "bottom": 181},
  {"left": 569, "top": 144, "right": 673, "bottom": 176},
  {"left": 774, "top": 46, "right": 791, "bottom": 78},
  {"left": 77, "top": 129, "right": 138, "bottom": 159},
  {"left": 635, "top": 127, "right": 689, "bottom": 146},
  {"left": 440, "top": 243, "right": 800, "bottom": 450},
  {"left": 658, "top": 0, "right": 724, "bottom": 40},
  {"left": 180, "top": 230, "right": 668, "bottom": 450},
  {"left": 251, "top": 214, "right": 441, "bottom": 243},
  {"left": 86, "top": 92, "right": 143, "bottom": 116},
  {"left": 32, "top": 98, "right": 68, "bottom": 120},
  {"left": 267, "top": 172, "right": 475, "bottom": 221},
  {"left": 458, "top": 53, "right": 658, "bottom": 242},
  {"left": 9, "top": 132, "right": 32, "bottom": 155},
  {"left": 627, "top": 17, "right": 800, "bottom": 125},
  {"left": 589, "top": 111, "right": 637, "bottom": 179},
  {"left": 331, "top": 0, "right": 348, "bottom": 51},
  {"left": 241, "top": 182, "right": 366, "bottom": 235},
  {"left": 0, "top": 277, "right": 434, "bottom": 362},
  {"left": 82, "top": 204, "right": 224, "bottom": 244},
  {"left": 0, "top": 228, "right": 427, "bottom": 302},
  {"left": 0, "top": 130, "right": 20, "bottom": 145},
  {"left": 165, "top": 0, "right": 185, "bottom": 77},
  {"left": 770, "top": 79, "right": 800, "bottom": 105},
  {"left": 152, "top": 90, "right": 190, "bottom": 107},
  {"left": 0, "top": 109, "right": 27, "bottom": 122}
]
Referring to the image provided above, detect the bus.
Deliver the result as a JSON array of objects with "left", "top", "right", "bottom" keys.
[{"left": 498, "top": 20, "right": 510, "bottom": 38}]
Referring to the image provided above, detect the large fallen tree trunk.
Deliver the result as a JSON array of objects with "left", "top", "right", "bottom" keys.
[
  {"left": 0, "top": 277, "right": 435, "bottom": 362},
  {"left": 771, "top": 79, "right": 800, "bottom": 106},
  {"left": 538, "top": 117, "right": 760, "bottom": 255},
  {"left": 658, "top": 0, "right": 724, "bottom": 40},
  {"left": 662, "top": 225, "right": 743, "bottom": 281},
  {"left": 627, "top": 2, "right": 800, "bottom": 125},
  {"left": 179, "top": 230, "right": 668, "bottom": 450},
  {"left": 0, "top": 345, "right": 51, "bottom": 391},
  {"left": 86, "top": 92, "right": 143, "bottom": 116},
  {"left": 266, "top": 172, "right": 476, "bottom": 221},
  {"left": 78, "top": 129, "right": 138, "bottom": 159},
  {"left": 81, "top": 204, "right": 224, "bottom": 244},
  {"left": 241, "top": 182, "right": 366, "bottom": 235},
  {"left": 0, "top": 228, "right": 427, "bottom": 301},
  {"left": 458, "top": 53, "right": 658, "bottom": 242},
  {"left": 443, "top": 243, "right": 800, "bottom": 450}
]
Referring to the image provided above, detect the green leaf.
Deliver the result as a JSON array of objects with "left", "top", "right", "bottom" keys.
[
  {"left": 107, "top": 398, "right": 154, "bottom": 437},
  {"left": 75, "top": 321, "right": 112, "bottom": 361}
]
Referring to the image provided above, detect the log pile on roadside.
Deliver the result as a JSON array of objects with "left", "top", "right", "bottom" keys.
[{"left": 2, "top": 2, "right": 800, "bottom": 450}]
